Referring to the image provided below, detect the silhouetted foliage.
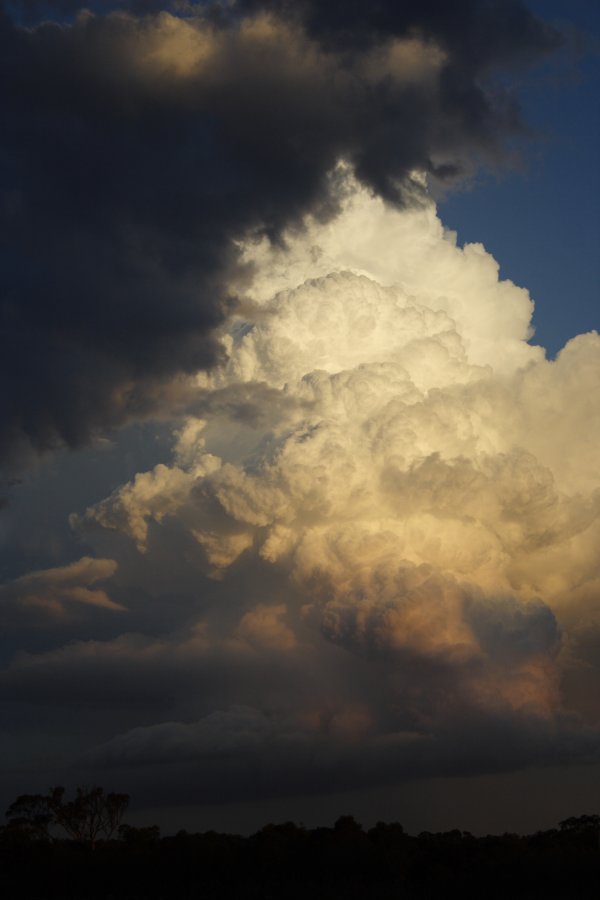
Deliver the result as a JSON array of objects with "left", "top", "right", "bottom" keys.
[
  {"left": 119, "top": 824, "right": 161, "bottom": 846},
  {"left": 559, "top": 814, "right": 600, "bottom": 833},
  {"left": 2, "top": 797, "right": 600, "bottom": 899},
  {"left": 5, "top": 786, "right": 129, "bottom": 849},
  {"left": 4, "top": 791, "right": 54, "bottom": 842}
]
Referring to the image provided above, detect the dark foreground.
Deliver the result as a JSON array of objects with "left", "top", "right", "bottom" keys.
[{"left": 2, "top": 815, "right": 600, "bottom": 899}]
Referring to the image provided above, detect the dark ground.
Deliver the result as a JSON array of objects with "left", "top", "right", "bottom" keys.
[{"left": 2, "top": 813, "right": 600, "bottom": 899}]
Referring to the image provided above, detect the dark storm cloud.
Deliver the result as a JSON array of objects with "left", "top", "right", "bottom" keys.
[
  {"left": 4, "top": 1, "right": 182, "bottom": 22},
  {"left": 236, "top": 0, "right": 559, "bottom": 59},
  {"left": 0, "top": 0, "right": 561, "bottom": 467},
  {"left": 61, "top": 706, "right": 600, "bottom": 808},
  {"left": 0, "top": 576, "right": 591, "bottom": 796}
]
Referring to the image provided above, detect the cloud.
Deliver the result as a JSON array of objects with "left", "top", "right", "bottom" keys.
[
  {"left": 0, "top": 0, "right": 561, "bottom": 467},
  {"left": 0, "top": 556, "right": 123, "bottom": 623},
  {"left": 87, "top": 706, "right": 279, "bottom": 766},
  {"left": 77, "top": 702, "right": 600, "bottom": 808},
  {"left": 79, "top": 181, "right": 600, "bottom": 634}
]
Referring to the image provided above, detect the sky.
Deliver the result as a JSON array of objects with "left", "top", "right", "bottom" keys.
[{"left": 0, "top": 0, "right": 599, "bottom": 837}]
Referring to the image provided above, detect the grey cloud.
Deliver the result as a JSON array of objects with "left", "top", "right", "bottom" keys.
[
  {"left": 3, "top": 1, "right": 185, "bottom": 22},
  {"left": 77, "top": 704, "right": 600, "bottom": 810},
  {"left": 466, "top": 594, "right": 561, "bottom": 664},
  {"left": 85, "top": 705, "right": 279, "bottom": 766},
  {"left": 0, "top": 541, "right": 594, "bottom": 813},
  {"left": 0, "top": 607, "right": 318, "bottom": 712},
  {"left": 0, "top": 568, "right": 581, "bottom": 791}
]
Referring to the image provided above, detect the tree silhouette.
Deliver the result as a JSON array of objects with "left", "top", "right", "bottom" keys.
[
  {"left": 6, "top": 786, "right": 129, "bottom": 848},
  {"left": 559, "top": 814, "right": 600, "bottom": 833},
  {"left": 3, "top": 791, "right": 54, "bottom": 841}
]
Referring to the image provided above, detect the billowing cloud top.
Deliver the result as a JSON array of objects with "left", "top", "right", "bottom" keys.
[{"left": 0, "top": 0, "right": 560, "bottom": 467}]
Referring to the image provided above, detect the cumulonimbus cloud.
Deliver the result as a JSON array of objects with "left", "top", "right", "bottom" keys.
[
  {"left": 4, "top": 2, "right": 597, "bottom": 812},
  {"left": 52, "top": 173, "right": 599, "bottom": 798}
]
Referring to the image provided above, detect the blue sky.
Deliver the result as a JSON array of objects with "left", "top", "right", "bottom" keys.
[{"left": 440, "top": 0, "right": 599, "bottom": 357}]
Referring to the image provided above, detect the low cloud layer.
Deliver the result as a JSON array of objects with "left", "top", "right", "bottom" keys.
[{"left": 0, "top": 0, "right": 560, "bottom": 466}]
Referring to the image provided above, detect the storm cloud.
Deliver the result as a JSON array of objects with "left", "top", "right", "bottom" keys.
[
  {"left": 2, "top": 168, "right": 597, "bottom": 818},
  {"left": 0, "top": 0, "right": 560, "bottom": 466},
  {"left": 2, "top": 1, "right": 599, "bottom": 832}
]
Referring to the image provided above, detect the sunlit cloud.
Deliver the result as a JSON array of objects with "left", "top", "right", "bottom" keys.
[
  {"left": 0, "top": 557, "right": 122, "bottom": 622},
  {"left": 61, "top": 172, "right": 600, "bottom": 792}
]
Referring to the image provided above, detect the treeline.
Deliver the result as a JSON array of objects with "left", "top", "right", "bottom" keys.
[{"left": 2, "top": 794, "right": 600, "bottom": 899}]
